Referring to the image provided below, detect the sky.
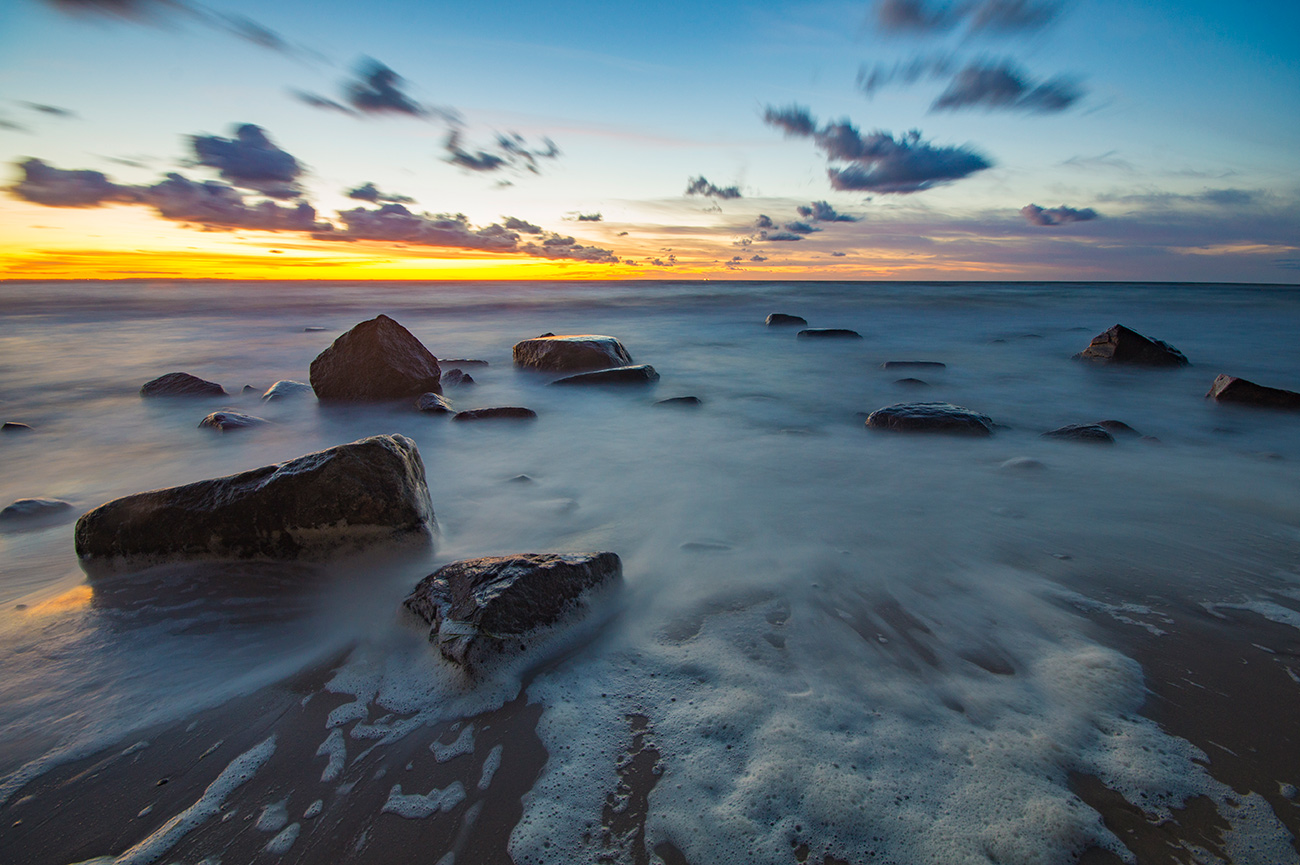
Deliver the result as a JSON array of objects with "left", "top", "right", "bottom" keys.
[{"left": 0, "top": 0, "right": 1297, "bottom": 282}]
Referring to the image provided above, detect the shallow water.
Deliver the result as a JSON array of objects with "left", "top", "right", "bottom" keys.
[{"left": 1, "top": 280, "right": 1298, "bottom": 864}]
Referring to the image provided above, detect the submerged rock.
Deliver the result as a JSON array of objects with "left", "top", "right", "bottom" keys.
[
  {"left": 865, "top": 403, "right": 993, "bottom": 436},
  {"left": 1096, "top": 419, "right": 1141, "bottom": 437},
  {"left": 881, "top": 361, "right": 946, "bottom": 370},
  {"left": 1206, "top": 374, "right": 1300, "bottom": 410},
  {"left": 309, "top": 315, "right": 441, "bottom": 401},
  {"left": 439, "top": 358, "right": 489, "bottom": 368},
  {"left": 74, "top": 434, "right": 434, "bottom": 573},
  {"left": 1, "top": 498, "right": 73, "bottom": 522},
  {"left": 999, "top": 457, "right": 1046, "bottom": 472},
  {"left": 261, "top": 380, "right": 313, "bottom": 401},
  {"left": 1073, "top": 324, "right": 1189, "bottom": 366},
  {"left": 551, "top": 365, "right": 659, "bottom": 386},
  {"left": 1041, "top": 424, "right": 1115, "bottom": 444},
  {"left": 198, "top": 410, "right": 270, "bottom": 432},
  {"left": 656, "top": 396, "right": 702, "bottom": 407},
  {"left": 894, "top": 378, "right": 929, "bottom": 388},
  {"left": 441, "top": 369, "right": 474, "bottom": 387},
  {"left": 453, "top": 407, "right": 537, "bottom": 421},
  {"left": 765, "top": 313, "right": 807, "bottom": 327},
  {"left": 141, "top": 372, "right": 227, "bottom": 398},
  {"left": 512, "top": 334, "right": 633, "bottom": 372},
  {"left": 797, "top": 328, "right": 862, "bottom": 339},
  {"left": 403, "top": 552, "right": 622, "bottom": 667},
  {"left": 416, "top": 392, "right": 454, "bottom": 413},
  {"left": 2, "top": 421, "right": 33, "bottom": 433}
]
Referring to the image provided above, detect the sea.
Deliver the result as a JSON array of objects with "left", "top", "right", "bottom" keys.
[{"left": 0, "top": 280, "right": 1298, "bottom": 865}]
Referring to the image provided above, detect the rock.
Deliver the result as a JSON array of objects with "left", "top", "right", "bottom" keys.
[
  {"left": 262, "top": 380, "right": 313, "bottom": 401},
  {"left": 241, "top": 385, "right": 260, "bottom": 395},
  {"left": 198, "top": 411, "right": 270, "bottom": 432},
  {"left": 2, "top": 422, "right": 33, "bottom": 433},
  {"left": 656, "top": 396, "right": 702, "bottom": 407},
  {"left": 304, "top": 326, "right": 327, "bottom": 332},
  {"left": 439, "top": 359, "right": 489, "bottom": 368},
  {"left": 1206, "top": 374, "right": 1300, "bottom": 410},
  {"left": 403, "top": 552, "right": 621, "bottom": 667},
  {"left": 765, "top": 313, "right": 807, "bottom": 326},
  {"left": 441, "top": 369, "right": 475, "bottom": 386},
  {"left": 507, "top": 475, "right": 534, "bottom": 484},
  {"left": 1041, "top": 424, "right": 1115, "bottom": 444},
  {"left": 1096, "top": 419, "right": 1141, "bottom": 437},
  {"left": 453, "top": 407, "right": 537, "bottom": 421},
  {"left": 309, "top": 315, "right": 441, "bottom": 401},
  {"left": 865, "top": 403, "right": 993, "bottom": 436},
  {"left": 999, "top": 457, "right": 1046, "bottom": 472},
  {"left": 551, "top": 365, "right": 659, "bottom": 386},
  {"left": 416, "top": 392, "right": 454, "bottom": 413},
  {"left": 74, "top": 434, "right": 434, "bottom": 572},
  {"left": 881, "top": 361, "right": 946, "bottom": 370},
  {"left": 512, "top": 334, "right": 633, "bottom": 372},
  {"left": 798, "top": 328, "right": 862, "bottom": 339},
  {"left": 1, "top": 498, "right": 73, "bottom": 522},
  {"left": 1073, "top": 324, "right": 1189, "bottom": 366},
  {"left": 140, "top": 372, "right": 227, "bottom": 398},
  {"left": 894, "top": 378, "right": 929, "bottom": 388}
]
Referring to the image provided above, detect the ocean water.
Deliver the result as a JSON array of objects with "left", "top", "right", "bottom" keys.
[{"left": 1, "top": 280, "right": 1298, "bottom": 864}]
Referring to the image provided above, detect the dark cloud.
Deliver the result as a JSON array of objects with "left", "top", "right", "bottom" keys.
[
  {"left": 444, "top": 131, "right": 506, "bottom": 172},
  {"left": 784, "top": 221, "right": 819, "bottom": 234},
  {"left": 750, "top": 254, "right": 768, "bottom": 262},
  {"left": 345, "top": 182, "right": 414, "bottom": 204},
  {"left": 496, "top": 133, "right": 559, "bottom": 172},
  {"left": 444, "top": 130, "right": 560, "bottom": 175},
  {"left": 616, "top": 230, "right": 629, "bottom": 237},
  {"left": 685, "top": 176, "right": 742, "bottom": 200},
  {"left": 576, "top": 212, "right": 603, "bottom": 222},
  {"left": 520, "top": 234, "right": 619, "bottom": 263},
  {"left": 292, "top": 90, "right": 356, "bottom": 115},
  {"left": 330, "top": 203, "right": 517, "bottom": 250},
  {"left": 874, "top": 0, "right": 1061, "bottom": 34},
  {"left": 762, "top": 105, "right": 817, "bottom": 138},
  {"left": 755, "top": 214, "right": 776, "bottom": 229},
  {"left": 831, "top": 251, "right": 848, "bottom": 256},
  {"left": 762, "top": 231, "right": 804, "bottom": 241},
  {"left": 858, "top": 55, "right": 955, "bottom": 96},
  {"left": 10, "top": 158, "right": 137, "bottom": 206},
  {"left": 797, "top": 200, "right": 860, "bottom": 222},
  {"left": 1200, "top": 188, "right": 1258, "bottom": 207},
  {"left": 43, "top": 0, "right": 164, "bottom": 20},
  {"left": 1020, "top": 203, "right": 1099, "bottom": 226},
  {"left": 143, "top": 173, "right": 330, "bottom": 231},
  {"left": 346, "top": 58, "right": 427, "bottom": 117},
  {"left": 968, "top": 0, "right": 1062, "bottom": 33},
  {"left": 502, "top": 216, "right": 544, "bottom": 234},
  {"left": 190, "top": 124, "right": 303, "bottom": 198},
  {"left": 933, "top": 61, "right": 1081, "bottom": 112},
  {"left": 213, "top": 14, "right": 288, "bottom": 52},
  {"left": 21, "top": 102, "right": 77, "bottom": 118}
]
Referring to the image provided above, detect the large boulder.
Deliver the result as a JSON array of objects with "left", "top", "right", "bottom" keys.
[
  {"left": 512, "top": 335, "right": 632, "bottom": 372},
  {"left": 1073, "top": 324, "right": 1189, "bottom": 366},
  {"left": 551, "top": 365, "right": 659, "bottom": 386},
  {"left": 865, "top": 403, "right": 994, "bottom": 436},
  {"left": 141, "top": 372, "right": 227, "bottom": 398},
  {"left": 1206, "top": 374, "right": 1300, "bottom": 410},
  {"left": 404, "top": 552, "right": 622, "bottom": 667},
  {"left": 74, "top": 434, "right": 434, "bottom": 573},
  {"left": 309, "top": 315, "right": 441, "bottom": 401}
]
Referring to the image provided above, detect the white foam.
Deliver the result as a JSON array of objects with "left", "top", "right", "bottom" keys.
[
  {"left": 1208, "top": 601, "right": 1300, "bottom": 632},
  {"left": 255, "top": 797, "right": 289, "bottom": 832},
  {"left": 430, "top": 725, "right": 475, "bottom": 762},
  {"left": 381, "top": 781, "right": 467, "bottom": 819},
  {"left": 478, "top": 745, "right": 503, "bottom": 791},
  {"left": 316, "top": 728, "right": 345, "bottom": 783},
  {"left": 303, "top": 799, "right": 323, "bottom": 819},
  {"left": 263, "top": 821, "right": 300, "bottom": 855}
]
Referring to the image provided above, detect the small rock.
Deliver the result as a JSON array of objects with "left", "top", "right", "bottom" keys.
[
  {"left": 680, "top": 541, "right": 732, "bottom": 552},
  {"left": 241, "top": 385, "right": 260, "bottom": 395},
  {"left": 403, "top": 552, "right": 622, "bottom": 667},
  {"left": 999, "top": 457, "right": 1046, "bottom": 471},
  {"left": 441, "top": 369, "right": 475, "bottom": 387},
  {"left": 1, "top": 498, "right": 74, "bottom": 522},
  {"left": 1095, "top": 419, "right": 1141, "bottom": 437},
  {"left": 656, "top": 396, "right": 702, "bottom": 407},
  {"left": 865, "top": 403, "right": 993, "bottom": 436},
  {"left": 262, "top": 380, "right": 313, "bottom": 401},
  {"left": 551, "top": 365, "right": 659, "bottom": 386},
  {"left": 512, "top": 335, "right": 633, "bottom": 372},
  {"left": 1041, "top": 424, "right": 1115, "bottom": 444},
  {"left": 765, "top": 313, "right": 807, "bottom": 326},
  {"left": 416, "top": 393, "right": 454, "bottom": 413},
  {"left": 797, "top": 328, "right": 862, "bottom": 339},
  {"left": 2, "top": 422, "right": 33, "bottom": 433},
  {"left": 141, "top": 373, "right": 227, "bottom": 398},
  {"left": 309, "top": 315, "right": 441, "bottom": 401},
  {"left": 304, "top": 326, "right": 327, "bottom": 332},
  {"left": 507, "top": 475, "right": 534, "bottom": 484},
  {"left": 1206, "top": 374, "right": 1300, "bottom": 410},
  {"left": 1073, "top": 324, "right": 1189, "bottom": 366},
  {"left": 894, "top": 378, "right": 929, "bottom": 388},
  {"left": 881, "top": 361, "right": 945, "bottom": 370},
  {"left": 453, "top": 407, "right": 537, "bottom": 421},
  {"left": 198, "top": 411, "right": 270, "bottom": 432},
  {"left": 438, "top": 359, "right": 489, "bottom": 368}
]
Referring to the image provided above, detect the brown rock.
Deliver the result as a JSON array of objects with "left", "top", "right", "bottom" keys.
[
  {"left": 140, "top": 372, "right": 227, "bottom": 398},
  {"left": 1073, "top": 324, "right": 1189, "bottom": 366},
  {"left": 1206, "top": 374, "right": 1300, "bottom": 410},
  {"left": 309, "top": 315, "right": 441, "bottom": 401},
  {"left": 512, "top": 335, "right": 633, "bottom": 372}
]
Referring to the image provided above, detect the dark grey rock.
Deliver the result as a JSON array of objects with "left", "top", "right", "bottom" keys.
[
  {"left": 507, "top": 475, "right": 534, "bottom": 484},
  {"left": 241, "top": 385, "right": 260, "bottom": 395},
  {"left": 2, "top": 422, "right": 33, "bottom": 433},
  {"left": 656, "top": 396, "right": 702, "bottom": 407},
  {"left": 453, "top": 407, "right": 537, "bottom": 421},
  {"left": 74, "top": 434, "right": 434, "bottom": 573},
  {"left": 403, "top": 552, "right": 621, "bottom": 667},
  {"left": 512, "top": 334, "right": 633, "bottom": 372},
  {"left": 881, "top": 361, "right": 946, "bottom": 370},
  {"left": 865, "top": 403, "right": 993, "bottom": 436},
  {"left": 309, "top": 315, "right": 441, "bottom": 401},
  {"left": 141, "top": 373, "right": 227, "bottom": 398},
  {"left": 765, "top": 313, "right": 807, "bottom": 326},
  {"left": 894, "top": 378, "right": 929, "bottom": 387},
  {"left": 416, "top": 392, "right": 454, "bottom": 413},
  {"left": 441, "top": 369, "right": 475, "bottom": 387},
  {"left": 798, "top": 328, "right": 862, "bottom": 339},
  {"left": 1206, "top": 374, "right": 1300, "bottom": 410},
  {"left": 551, "top": 365, "right": 659, "bottom": 386},
  {"left": 439, "top": 359, "right": 489, "bottom": 368},
  {"left": 1, "top": 498, "right": 73, "bottom": 522},
  {"left": 304, "top": 326, "right": 327, "bottom": 332},
  {"left": 198, "top": 411, "right": 270, "bottom": 432},
  {"left": 1096, "top": 419, "right": 1141, "bottom": 437},
  {"left": 1073, "top": 324, "right": 1189, "bottom": 366},
  {"left": 262, "top": 380, "right": 313, "bottom": 401},
  {"left": 1041, "top": 424, "right": 1115, "bottom": 444}
]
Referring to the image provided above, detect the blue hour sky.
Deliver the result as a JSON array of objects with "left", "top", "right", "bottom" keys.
[{"left": 1, "top": 0, "right": 1297, "bottom": 281}]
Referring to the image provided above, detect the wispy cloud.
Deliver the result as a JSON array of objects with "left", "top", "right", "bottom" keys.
[
  {"left": 685, "top": 176, "right": 742, "bottom": 199},
  {"left": 932, "top": 61, "right": 1081, "bottom": 112},
  {"left": 874, "top": 0, "right": 1063, "bottom": 36}
]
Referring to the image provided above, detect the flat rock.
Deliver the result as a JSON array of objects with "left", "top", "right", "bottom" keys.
[
  {"left": 74, "top": 434, "right": 434, "bottom": 573},
  {"left": 416, "top": 392, "right": 454, "bottom": 413},
  {"left": 881, "top": 361, "right": 946, "bottom": 370},
  {"left": 439, "top": 358, "right": 489, "bottom": 368},
  {"left": 262, "top": 380, "right": 313, "bottom": 401},
  {"left": 656, "top": 396, "right": 702, "bottom": 407},
  {"left": 453, "top": 407, "right": 537, "bottom": 421},
  {"left": 2, "top": 421, "right": 33, "bottom": 432},
  {"left": 551, "top": 365, "right": 659, "bottom": 386},
  {"left": 1041, "top": 423, "right": 1115, "bottom": 444},
  {"left": 1206, "top": 374, "right": 1300, "bottom": 410},
  {"left": 865, "top": 402, "right": 993, "bottom": 436},
  {"left": 894, "top": 378, "right": 929, "bottom": 388},
  {"left": 1096, "top": 419, "right": 1141, "bottom": 437},
  {"left": 765, "top": 313, "right": 807, "bottom": 326},
  {"left": 798, "top": 328, "right": 862, "bottom": 339},
  {"left": 441, "top": 369, "right": 475, "bottom": 386},
  {"left": 403, "top": 552, "right": 621, "bottom": 667},
  {"left": 198, "top": 411, "right": 270, "bottom": 432},
  {"left": 309, "top": 315, "right": 441, "bottom": 401},
  {"left": 1073, "top": 324, "right": 1189, "bottom": 366},
  {"left": 140, "top": 372, "right": 227, "bottom": 398},
  {"left": 304, "top": 326, "right": 327, "bottom": 332},
  {"left": 512, "top": 334, "right": 633, "bottom": 372},
  {"left": 1, "top": 498, "right": 74, "bottom": 522}
]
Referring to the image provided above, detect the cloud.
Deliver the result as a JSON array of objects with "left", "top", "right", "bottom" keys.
[
  {"left": 858, "top": 55, "right": 954, "bottom": 96},
  {"left": 1200, "top": 188, "right": 1258, "bottom": 207},
  {"left": 143, "top": 173, "right": 331, "bottom": 231},
  {"left": 10, "top": 158, "right": 137, "bottom": 206},
  {"left": 831, "top": 251, "right": 847, "bottom": 256},
  {"left": 502, "top": 216, "right": 544, "bottom": 234},
  {"left": 968, "top": 0, "right": 1062, "bottom": 33},
  {"left": 750, "top": 254, "right": 768, "bottom": 262},
  {"left": 874, "top": 0, "right": 1061, "bottom": 35},
  {"left": 21, "top": 102, "right": 77, "bottom": 118},
  {"left": 932, "top": 61, "right": 1081, "bottom": 113},
  {"left": 755, "top": 214, "right": 776, "bottom": 229},
  {"left": 784, "top": 221, "right": 819, "bottom": 234},
  {"left": 762, "top": 105, "right": 818, "bottom": 137},
  {"left": 0, "top": 118, "right": 31, "bottom": 134},
  {"left": 345, "top": 182, "right": 415, "bottom": 204},
  {"left": 292, "top": 91, "right": 356, "bottom": 115},
  {"left": 444, "top": 130, "right": 560, "bottom": 175},
  {"left": 212, "top": 13, "right": 288, "bottom": 52},
  {"left": 520, "top": 234, "right": 619, "bottom": 263},
  {"left": 190, "top": 124, "right": 303, "bottom": 198},
  {"left": 575, "top": 212, "right": 603, "bottom": 222},
  {"left": 797, "top": 201, "right": 860, "bottom": 222},
  {"left": 685, "top": 176, "right": 742, "bottom": 199},
  {"left": 1020, "top": 203, "right": 1099, "bottom": 226},
  {"left": 762, "top": 231, "right": 804, "bottom": 241},
  {"left": 495, "top": 133, "right": 559, "bottom": 172},
  {"left": 41, "top": 0, "right": 164, "bottom": 20},
  {"left": 329, "top": 203, "right": 517, "bottom": 249},
  {"left": 346, "top": 58, "right": 427, "bottom": 117}
]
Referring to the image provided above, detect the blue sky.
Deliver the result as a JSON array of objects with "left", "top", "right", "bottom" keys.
[{"left": 1, "top": 0, "right": 1297, "bottom": 280}]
